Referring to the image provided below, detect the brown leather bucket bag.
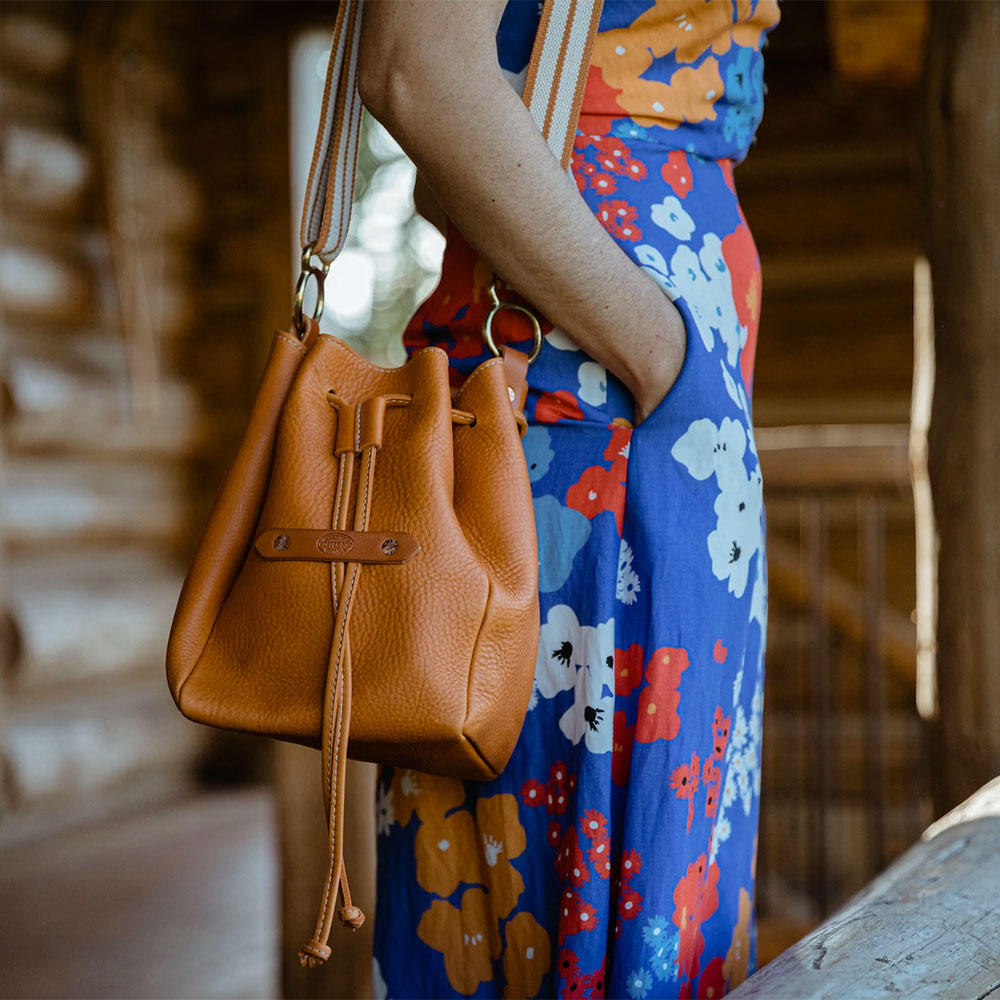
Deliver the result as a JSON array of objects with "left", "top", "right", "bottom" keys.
[{"left": 166, "top": 0, "right": 603, "bottom": 968}]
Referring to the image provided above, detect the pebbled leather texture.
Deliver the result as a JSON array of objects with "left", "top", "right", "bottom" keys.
[{"left": 166, "top": 320, "right": 540, "bottom": 780}]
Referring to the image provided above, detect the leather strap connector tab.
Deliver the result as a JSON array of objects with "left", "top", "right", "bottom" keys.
[{"left": 255, "top": 528, "right": 419, "bottom": 563}]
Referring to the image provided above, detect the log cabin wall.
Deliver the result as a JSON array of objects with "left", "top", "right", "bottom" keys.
[
  {"left": 0, "top": 1, "right": 291, "bottom": 842},
  {"left": 736, "top": 0, "right": 929, "bottom": 956}
]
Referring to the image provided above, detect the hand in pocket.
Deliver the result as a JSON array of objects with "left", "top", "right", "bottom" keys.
[{"left": 628, "top": 294, "right": 688, "bottom": 426}]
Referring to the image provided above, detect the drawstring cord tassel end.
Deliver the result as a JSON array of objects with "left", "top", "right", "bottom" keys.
[
  {"left": 339, "top": 904, "right": 366, "bottom": 929},
  {"left": 297, "top": 940, "right": 333, "bottom": 968}
]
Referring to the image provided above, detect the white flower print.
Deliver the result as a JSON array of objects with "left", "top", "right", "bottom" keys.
[
  {"left": 372, "top": 956, "right": 389, "bottom": 1000},
  {"left": 671, "top": 416, "right": 763, "bottom": 598},
  {"left": 376, "top": 782, "right": 394, "bottom": 836},
  {"left": 534, "top": 604, "right": 615, "bottom": 754},
  {"left": 651, "top": 195, "right": 696, "bottom": 241},
  {"left": 616, "top": 538, "right": 641, "bottom": 606},
  {"left": 634, "top": 244, "right": 677, "bottom": 296},
  {"left": 544, "top": 326, "right": 582, "bottom": 352},
  {"left": 730, "top": 705, "right": 749, "bottom": 751},
  {"left": 577, "top": 360, "right": 608, "bottom": 407},
  {"left": 669, "top": 235, "right": 748, "bottom": 367}
]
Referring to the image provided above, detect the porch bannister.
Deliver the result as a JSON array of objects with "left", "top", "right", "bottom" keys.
[{"left": 730, "top": 777, "right": 1000, "bottom": 998}]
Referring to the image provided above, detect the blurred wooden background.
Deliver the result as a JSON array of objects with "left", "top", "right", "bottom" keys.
[{"left": 3, "top": 1, "right": 997, "bottom": 998}]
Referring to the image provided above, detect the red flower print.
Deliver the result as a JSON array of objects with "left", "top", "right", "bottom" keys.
[
  {"left": 582, "top": 957, "right": 607, "bottom": 999},
  {"left": 673, "top": 854, "right": 721, "bottom": 982},
  {"left": 612, "top": 710, "right": 636, "bottom": 786},
  {"left": 557, "top": 948, "right": 583, "bottom": 998},
  {"left": 596, "top": 199, "right": 642, "bottom": 242},
  {"left": 615, "top": 644, "right": 644, "bottom": 697},
  {"left": 712, "top": 638, "right": 728, "bottom": 663},
  {"left": 581, "top": 809, "right": 608, "bottom": 840},
  {"left": 586, "top": 828, "right": 612, "bottom": 880},
  {"left": 618, "top": 886, "right": 643, "bottom": 922},
  {"left": 670, "top": 751, "right": 702, "bottom": 833},
  {"left": 711, "top": 707, "right": 731, "bottom": 760},
  {"left": 698, "top": 956, "right": 726, "bottom": 1000},
  {"left": 559, "top": 890, "right": 599, "bottom": 944},
  {"left": 661, "top": 149, "right": 694, "bottom": 199},
  {"left": 622, "top": 156, "right": 648, "bottom": 182},
  {"left": 670, "top": 753, "right": 701, "bottom": 800},
  {"left": 620, "top": 848, "right": 643, "bottom": 882},
  {"left": 593, "top": 135, "right": 630, "bottom": 172},
  {"left": 520, "top": 778, "right": 547, "bottom": 808},
  {"left": 635, "top": 646, "right": 690, "bottom": 744},
  {"left": 547, "top": 785, "right": 568, "bottom": 815},
  {"left": 556, "top": 825, "right": 590, "bottom": 887},
  {"left": 603, "top": 424, "right": 632, "bottom": 478},
  {"left": 576, "top": 65, "right": 621, "bottom": 134},
  {"left": 566, "top": 464, "right": 627, "bottom": 534},
  {"left": 702, "top": 760, "right": 721, "bottom": 786},
  {"left": 589, "top": 170, "right": 619, "bottom": 196},
  {"left": 536, "top": 389, "right": 585, "bottom": 423},
  {"left": 546, "top": 761, "right": 569, "bottom": 815},
  {"left": 722, "top": 219, "right": 762, "bottom": 394},
  {"left": 548, "top": 821, "right": 563, "bottom": 848}
]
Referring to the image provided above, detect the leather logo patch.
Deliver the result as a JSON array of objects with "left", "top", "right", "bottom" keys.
[{"left": 316, "top": 531, "right": 355, "bottom": 556}]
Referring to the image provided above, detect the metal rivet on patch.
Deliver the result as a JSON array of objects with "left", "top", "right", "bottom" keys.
[
  {"left": 273, "top": 534, "right": 291, "bottom": 551},
  {"left": 381, "top": 538, "right": 399, "bottom": 555}
]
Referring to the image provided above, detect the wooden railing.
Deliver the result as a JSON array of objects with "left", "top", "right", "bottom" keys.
[
  {"left": 756, "top": 425, "right": 924, "bottom": 925},
  {"left": 731, "top": 777, "right": 1000, "bottom": 998}
]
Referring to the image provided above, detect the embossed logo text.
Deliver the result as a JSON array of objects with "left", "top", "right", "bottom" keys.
[{"left": 316, "top": 531, "right": 355, "bottom": 556}]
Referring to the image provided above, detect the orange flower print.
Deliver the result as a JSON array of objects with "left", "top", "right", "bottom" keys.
[
  {"left": 417, "top": 887, "right": 501, "bottom": 995},
  {"left": 596, "top": 199, "right": 642, "bottom": 241},
  {"left": 390, "top": 769, "right": 466, "bottom": 828},
  {"left": 415, "top": 808, "right": 481, "bottom": 897},
  {"left": 722, "top": 887, "right": 752, "bottom": 989},
  {"left": 502, "top": 911, "right": 551, "bottom": 1000},
  {"left": 476, "top": 793, "right": 528, "bottom": 919}
]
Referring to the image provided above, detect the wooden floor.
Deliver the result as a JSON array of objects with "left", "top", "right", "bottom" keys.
[{"left": 0, "top": 789, "right": 278, "bottom": 1000}]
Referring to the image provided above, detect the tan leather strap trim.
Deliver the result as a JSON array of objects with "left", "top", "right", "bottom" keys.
[
  {"left": 502, "top": 347, "right": 530, "bottom": 413},
  {"left": 255, "top": 528, "right": 419, "bottom": 563}
]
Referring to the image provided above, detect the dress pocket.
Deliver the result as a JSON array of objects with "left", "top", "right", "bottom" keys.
[{"left": 631, "top": 295, "right": 693, "bottom": 430}]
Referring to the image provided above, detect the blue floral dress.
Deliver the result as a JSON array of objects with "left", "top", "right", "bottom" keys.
[{"left": 373, "top": 2, "right": 779, "bottom": 997}]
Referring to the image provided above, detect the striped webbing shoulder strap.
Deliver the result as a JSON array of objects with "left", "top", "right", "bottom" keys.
[{"left": 301, "top": 0, "right": 603, "bottom": 264}]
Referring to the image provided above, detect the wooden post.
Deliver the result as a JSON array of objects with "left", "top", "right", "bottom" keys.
[{"left": 923, "top": 0, "right": 1000, "bottom": 813}]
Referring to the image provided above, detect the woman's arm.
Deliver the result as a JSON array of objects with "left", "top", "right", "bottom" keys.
[
  {"left": 412, "top": 169, "right": 448, "bottom": 237},
  {"left": 358, "top": 0, "right": 685, "bottom": 423}
]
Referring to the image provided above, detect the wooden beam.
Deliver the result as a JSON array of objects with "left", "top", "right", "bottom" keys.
[
  {"left": 923, "top": 0, "right": 1000, "bottom": 811},
  {"left": 730, "top": 779, "right": 1000, "bottom": 997}
]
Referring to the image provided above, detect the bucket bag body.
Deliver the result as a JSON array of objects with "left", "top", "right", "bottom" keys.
[{"left": 166, "top": 0, "right": 603, "bottom": 967}]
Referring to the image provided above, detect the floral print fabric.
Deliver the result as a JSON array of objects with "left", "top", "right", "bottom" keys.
[{"left": 373, "top": 2, "right": 777, "bottom": 997}]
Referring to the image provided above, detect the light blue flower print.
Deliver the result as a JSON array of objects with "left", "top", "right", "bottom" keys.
[
  {"left": 642, "top": 914, "right": 670, "bottom": 948},
  {"left": 613, "top": 121, "right": 649, "bottom": 141},
  {"left": 533, "top": 495, "right": 592, "bottom": 593},
  {"left": 651, "top": 934, "right": 680, "bottom": 982},
  {"left": 626, "top": 968, "right": 654, "bottom": 999},
  {"left": 523, "top": 425, "right": 555, "bottom": 483}
]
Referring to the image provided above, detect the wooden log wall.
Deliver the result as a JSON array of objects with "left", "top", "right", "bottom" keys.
[
  {"left": 735, "top": 0, "right": 930, "bottom": 949},
  {"left": 923, "top": 0, "right": 1000, "bottom": 814},
  {"left": 0, "top": 1, "right": 274, "bottom": 841}
]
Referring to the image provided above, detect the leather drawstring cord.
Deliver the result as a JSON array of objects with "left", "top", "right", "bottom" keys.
[{"left": 298, "top": 393, "right": 405, "bottom": 968}]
